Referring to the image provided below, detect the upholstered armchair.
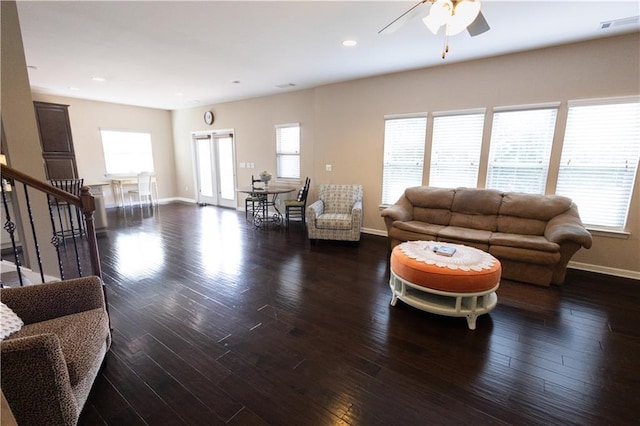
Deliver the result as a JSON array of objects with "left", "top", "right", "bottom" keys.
[
  {"left": 0, "top": 276, "right": 111, "bottom": 426},
  {"left": 306, "top": 184, "right": 363, "bottom": 243}
]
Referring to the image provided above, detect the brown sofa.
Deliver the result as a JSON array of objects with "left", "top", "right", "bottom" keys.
[
  {"left": 381, "top": 187, "right": 593, "bottom": 286},
  {"left": 1, "top": 276, "right": 111, "bottom": 426}
]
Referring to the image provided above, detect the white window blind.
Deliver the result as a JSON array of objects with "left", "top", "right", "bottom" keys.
[
  {"left": 382, "top": 116, "right": 427, "bottom": 205},
  {"left": 429, "top": 112, "right": 484, "bottom": 188},
  {"left": 276, "top": 124, "right": 300, "bottom": 179},
  {"left": 556, "top": 100, "right": 640, "bottom": 229},
  {"left": 100, "top": 130, "right": 154, "bottom": 175},
  {"left": 486, "top": 108, "right": 557, "bottom": 194}
]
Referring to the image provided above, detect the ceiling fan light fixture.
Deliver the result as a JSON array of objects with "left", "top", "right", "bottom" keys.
[
  {"left": 423, "top": 0, "right": 453, "bottom": 34},
  {"left": 446, "top": 0, "right": 482, "bottom": 36}
]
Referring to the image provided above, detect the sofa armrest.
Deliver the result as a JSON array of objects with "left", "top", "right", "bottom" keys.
[
  {"left": 351, "top": 201, "right": 363, "bottom": 227},
  {"left": 0, "top": 276, "right": 106, "bottom": 325},
  {"left": 1, "top": 334, "right": 78, "bottom": 426},
  {"left": 381, "top": 195, "right": 413, "bottom": 223},
  {"left": 306, "top": 200, "right": 324, "bottom": 222},
  {"left": 544, "top": 205, "right": 593, "bottom": 249}
]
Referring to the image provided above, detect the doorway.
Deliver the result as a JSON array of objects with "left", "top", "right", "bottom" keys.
[{"left": 192, "top": 131, "right": 236, "bottom": 208}]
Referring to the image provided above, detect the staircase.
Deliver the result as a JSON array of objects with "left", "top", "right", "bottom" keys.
[{"left": 0, "top": 163, "right": 102, "bottom": 287}]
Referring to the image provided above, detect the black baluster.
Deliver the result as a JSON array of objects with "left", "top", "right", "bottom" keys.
[
  {"left": 22, "top": 184, "right": 45, "bottom": 283},
  {"left": 1, "top": 178, "right": 23, "bottom": 286},
  {"left": 46, "top": 194, "right": 65, "bottom": 280}
]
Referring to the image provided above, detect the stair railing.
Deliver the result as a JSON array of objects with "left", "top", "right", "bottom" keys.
[{"left": 1, "top": 163, "right": 102, "bottom": 285}]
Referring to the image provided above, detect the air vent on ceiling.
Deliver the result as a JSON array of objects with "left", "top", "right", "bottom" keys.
[
  {"left": 276, "top": 83, "right": 296, "bottom": 89},
  {"left": 600, "top": 15, "right": 639, "bottom": 30}
]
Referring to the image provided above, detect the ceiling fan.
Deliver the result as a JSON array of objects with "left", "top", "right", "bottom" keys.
[{"left": 379, "top": 0, "right": 490, "bottom": 58}]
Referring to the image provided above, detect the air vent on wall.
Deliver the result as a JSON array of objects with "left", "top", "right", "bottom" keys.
[{"left": 600, "top": 15, "right": 639, "bottom": 30}]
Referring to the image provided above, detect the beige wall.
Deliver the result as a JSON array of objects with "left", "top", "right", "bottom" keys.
[
  {"left": 30, "top": 94, "right": 176, "bottom": 207},
  {"left": 172, "top": 33, "right": 640, "bottom": 278},
  {"left": 1, "top": 1, "right": 58, "bottom": 274},
  {"left": 171, "top": 89, "right": 316, "bottom": 201}
]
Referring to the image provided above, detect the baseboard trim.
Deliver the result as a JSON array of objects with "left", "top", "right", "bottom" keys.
[
  {"left": 105, "top": 197, "right": 196, "bottom": 208},
  {"left": 568, "top": 261, "right": 640, "bottom": 281},
  {"left": 164, "top": 197, "right": 197, "bottom": 204},
  {"left": 362, "top": 227, "right": 387, "bottom": 237}
]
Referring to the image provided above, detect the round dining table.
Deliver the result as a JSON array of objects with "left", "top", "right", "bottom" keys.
[{"left": 236, "top": 184, "right": 296, "bottom": 228}]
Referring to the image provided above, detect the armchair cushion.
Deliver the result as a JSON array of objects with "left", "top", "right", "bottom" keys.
[
  {"left": 315, "top": 213, "right": 354, "bottom": 230},
  {"left": 8, "top": 307, "right": 109, "bottom": 386}
]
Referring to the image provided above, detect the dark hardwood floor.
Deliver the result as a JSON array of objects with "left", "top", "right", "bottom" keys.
[{"left": 79, "top": 203, "right": 640, "bottom": 425}]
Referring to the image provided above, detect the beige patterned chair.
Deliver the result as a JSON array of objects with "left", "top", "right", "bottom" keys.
[
  {"left": 306, "top": 184, "right": 363, "bottom": 243},
  {"left": 0, "top": 276, "right": 111, "bottom": 425}
]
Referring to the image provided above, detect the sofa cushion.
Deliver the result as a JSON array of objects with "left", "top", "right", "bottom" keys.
[
  {"left": 490, "top": 232, "right": 559, "bottom": 252},
  {"left": 489, "top": 245, "right": 561, "bottom": 265},
  {"left": 316, "top": 213, "right": 353, "bottom": 230},
  {"left": 451, "top": 188, "right": 503, "bottom": 215},
  {"left": 405, "top": 186, "right": 455, "bottom": 209},
  {"left": 8, "top": 308, "right": 109, "bottom": 386},
  {"left": 393, "top": 220, "right": 444, "bottom": 237},
  {"left": 449, "top": 212, "right": 498, "bottom": 231},
  {"left": 437, "top": 226, "right": 492, "bottom": 244},
  {"left": 496, "top": 216, "right": 547, "bottom": 236},
  {"left": 499, "top": 192, "right": 572, "bottom": 220},
  {"left": 413, "top": 207, "right": 451, "bottom": 226}
]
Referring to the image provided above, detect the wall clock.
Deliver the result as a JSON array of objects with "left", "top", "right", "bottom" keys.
[{"left": 204, "top": 110, "right": 214, "bottom": 125}]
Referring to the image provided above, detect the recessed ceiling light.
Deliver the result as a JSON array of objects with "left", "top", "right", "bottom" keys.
[
  {"left": 276, "top": 83, "right": 296, "bottom": 89},
  {"left": 231, "top": 80, "right": 241, "bottom": 84},
  {"left": 69, "top": 87, "right": 80, "bottom": 91},
  {"left": 92, "top": 77, "right": 106, "bottom": 82},
  {"left": 27, "top": 65, "right": 38, "bottom": 70},
  {"left": 175, "top": 92, "right": 183, "bottom": 96},
  {"left": 342, "top": 39, "right": 357, "bottom": 47}
]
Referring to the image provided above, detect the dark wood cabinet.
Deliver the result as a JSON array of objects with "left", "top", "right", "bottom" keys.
[{"left": 33, "top": 101, "right": 78, "bottom": 179}]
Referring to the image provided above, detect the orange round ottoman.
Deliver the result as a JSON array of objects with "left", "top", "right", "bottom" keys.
[{"left": 390, "top": 241, "right": 501, "bottom": 330}]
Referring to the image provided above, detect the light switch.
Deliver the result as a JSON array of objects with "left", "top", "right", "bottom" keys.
[
  {"left": 240, "top": 162, "right": 246, "bottom": 168},
  {"left": 325, "top": 164, "right": 332, "bottom": 172}
]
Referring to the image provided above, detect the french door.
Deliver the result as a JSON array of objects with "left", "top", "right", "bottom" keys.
[{"left": 193, "top": 131, "right": 236, "bottom": 208}]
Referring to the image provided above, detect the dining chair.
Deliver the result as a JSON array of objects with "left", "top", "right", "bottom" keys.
[
  {"left": 245, "top": 175, "right": 266, "bottom": 219},
  {"left": 285, "top": 177, "right": 310, "bottom": 227},
  {"left": 49, "top": 178, "right": 85, "bottom": 244},
  {"left": 128, "top": 172, "right": 153, "bottom": 209}
]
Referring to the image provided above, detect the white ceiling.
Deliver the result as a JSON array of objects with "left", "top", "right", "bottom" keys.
[{"left": 17, "top": 0, "right": 640, "bottom": 111}]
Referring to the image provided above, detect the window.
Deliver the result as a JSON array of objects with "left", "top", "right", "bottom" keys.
[
  {"left": 486, "top": 107, "right": 557, "bottom": 194},
  {"left": 381, "top": 116, "right": 427, "bottom": 205},
  {"left": 100, "top": 130, "right": 154, "bottom": 175},
  {"left": 556, "top": 99, "right": 640, "bottom": 229},
  {"left": 276, "top": 124, "right": 300, "bottom": 180},
  {"left": 429, "top": 111, "right": 484, "bottom": 188}
]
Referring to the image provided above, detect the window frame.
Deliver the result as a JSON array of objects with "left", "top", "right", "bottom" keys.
[
  {"left": 555, "top": 96, "right": 640, "bottom": 231},
  {"left": 275, "top": 123, "right": 301, "bottom": 181},
  {"left": 485, "top": 104, "right": 559, "bottom": 194},
  {"left": 100, "top": 129, "right": 154, "bottom": 176},
  {"left": 428, "top": 109, "right": 485, "bottom": 188},
  {"left": 381, "top": 114, "right": 427, "bottom": 206}
]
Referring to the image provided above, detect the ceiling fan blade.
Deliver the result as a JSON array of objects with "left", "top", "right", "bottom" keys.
[
  {"left": 467, "top": 10, "right": 490, "bottom": 37},
  {"left": 378, "top": 0, "right": 431, "bottom": 35}
]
